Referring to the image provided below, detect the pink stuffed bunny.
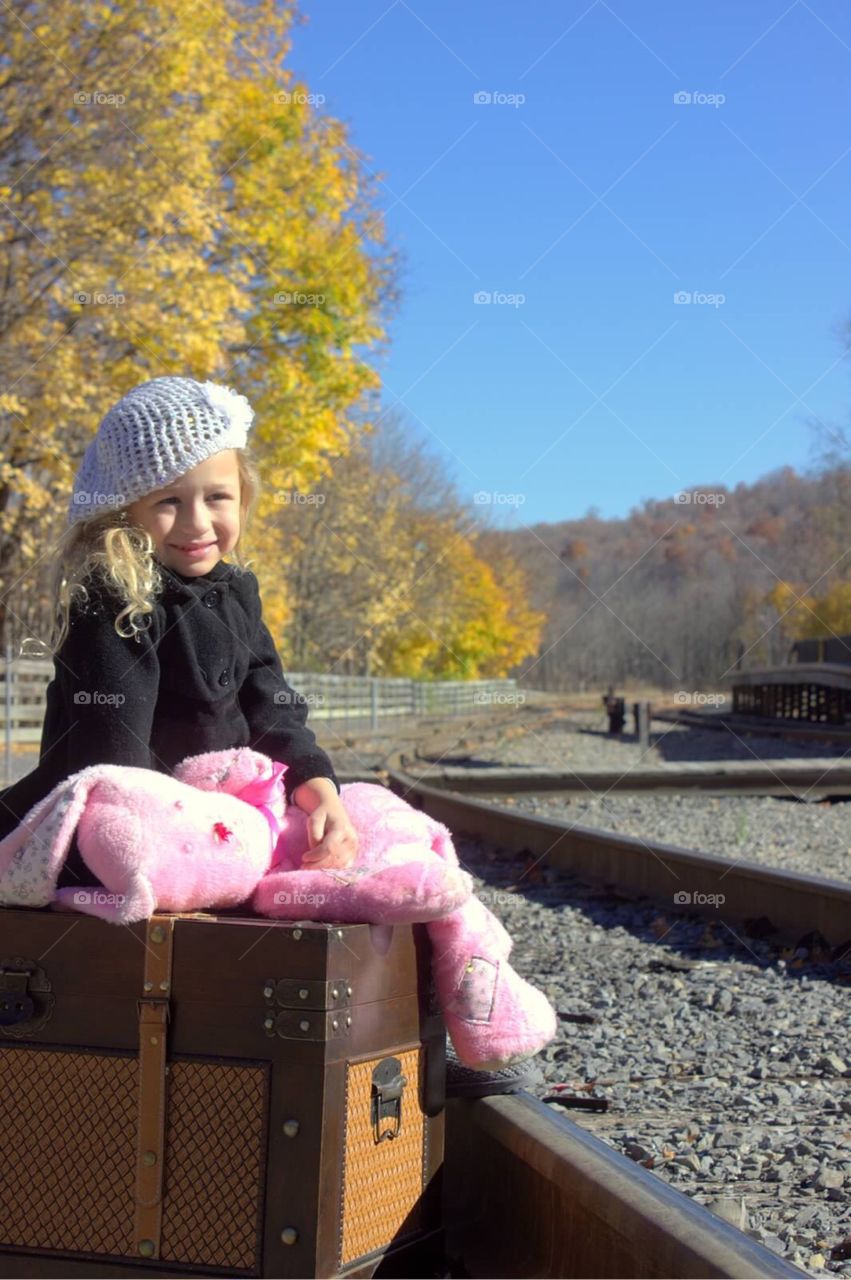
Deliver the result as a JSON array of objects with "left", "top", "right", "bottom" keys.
[
  {"left": 254, "top": 782, "right": 473, "bottom": 923},
  {"left": 0, "top": 750, "right": 557, "bottom": 1069},
  {"left": 254, "top": 781, "right": 557, "bottom": 1069},
  {"left": 0, "top": 748, "right": 287, "bottom": 922}
]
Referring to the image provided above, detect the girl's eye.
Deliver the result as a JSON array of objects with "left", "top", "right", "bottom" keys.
[{"left": 156, "top": 493, "right": 233, "bottom": 505}]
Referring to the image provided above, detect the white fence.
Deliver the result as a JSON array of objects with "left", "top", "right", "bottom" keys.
[
  {"left": 280, "top": 673, "right": 522, "bottom": 727},
  {"left": 0, "top": 647, "right": 520, "bottom": 778}
]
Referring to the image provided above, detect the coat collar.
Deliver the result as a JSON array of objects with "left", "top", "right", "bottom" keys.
[{"left": 157, "top": 557, "right": 237, "bottom": 600}]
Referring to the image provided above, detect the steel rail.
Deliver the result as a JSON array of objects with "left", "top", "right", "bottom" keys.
[
  {"left": 399, "top": 759, "right": 851, "bottom": 798},
  {"left": 442, "top": 1092, "right": 806, "bottom": 1278},
  {"left": 386, "top": 769, "right": 851, "bottom": 947}
]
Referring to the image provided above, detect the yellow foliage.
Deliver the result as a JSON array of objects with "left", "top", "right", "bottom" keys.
[
  {"left": 269, "top": 436, "right": 545, "bottom": 679},
  {"left": 375, "top": 525, "right": 546, "bottom": 680},
  {"left": 0, "top": 0, "right": 393, "bottom": 635},
  {"left": 0, "top": 1, "right": 543, "bottom": 681},
  {"left": 765, "top": 580, "right": 851, "bottom": 639}
]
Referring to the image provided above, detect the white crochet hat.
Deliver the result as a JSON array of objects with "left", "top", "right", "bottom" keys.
[{"left": 68, "top": 375, "right": 255, "bottom": 525}]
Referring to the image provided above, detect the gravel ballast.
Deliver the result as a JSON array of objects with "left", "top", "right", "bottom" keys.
[
  {"left": 437, "top": 710, "right": 851, "bottom": 1273},
  {"left": 463, "top": 718, "right": 851, "bottom": 884},
  {"left": 458, "top": 838, "right": 851, "bottom": 1278},
  {"left": 494, "top": 790, "right": 851, "bottom": 884},
  {"left": 490, "top": 713, "right": 851, "bottom": 765}
]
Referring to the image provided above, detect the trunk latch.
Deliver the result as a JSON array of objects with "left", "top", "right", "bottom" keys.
[
  {"left": 371, "top": 1056, "right": 408, "bottom": 1143},
  {"left": 0, "top": 959, "right": 54, "bottom": 1036}
]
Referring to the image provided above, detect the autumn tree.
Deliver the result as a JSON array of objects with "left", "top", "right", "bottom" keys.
[
  {"left": 275, "top": 410, "right": 545, "bottom": 678},
  {"left": 766, "top": 580, "right": 851, "bottom": 643},
  {"left": 0, "top": 0, "right": 397, "bottom": 648}
]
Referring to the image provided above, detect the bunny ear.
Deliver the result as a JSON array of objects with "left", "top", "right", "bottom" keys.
[
  {"left": 0, "top": 773, "right": 96, "bottom": 906},
  {"left": 52, "top": 872, "right": 156, "bottom": 924}
]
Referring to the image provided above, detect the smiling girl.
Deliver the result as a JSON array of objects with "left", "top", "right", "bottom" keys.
[{"left": 0, "top": 376, "right": 357, "bottom": 889}]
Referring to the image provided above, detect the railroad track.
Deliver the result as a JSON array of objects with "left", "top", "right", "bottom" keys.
[
  {"left": 654, "top": 706, "right": 851, "bottom": 747},
  {"left": 403, "top": 759, "right": 851, "bottom": 799},
  {"left": 380, "top": 768, "right": 849, "bottom": 1279},
  {"left": 317, "top": 698, "right": 582, "bottom": 782},
  {"left": 386, "top": 769, "right": 851, "bottom": 948},
  {"left": 438, "top": 1092, "right": 806, "bottom": 1279}
]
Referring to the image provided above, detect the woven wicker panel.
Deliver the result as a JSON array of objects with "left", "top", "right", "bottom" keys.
[
  {"left": 159, "top": 1059, "right": 267, "bottom": 1270},
  {"left": 339, "top": 1046, "right": 426, "bottom": 1267},
  {"left": 0, "top": 1046, "right": 138, "bottom": 1256},
  {"left": 0, "top": 1048, "right": 267, "bottom": 1271}
]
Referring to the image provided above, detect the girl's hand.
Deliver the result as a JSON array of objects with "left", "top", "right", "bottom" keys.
[
  {"left": 300, "top": 801, "right": 359, "bottom": 869},
  {"left": 292, "top": 778, "right": 359, "bottom": 870}
]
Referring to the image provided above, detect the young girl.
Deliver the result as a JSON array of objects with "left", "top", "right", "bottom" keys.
[{"left": 0, "top": 375, "right": 358, "bottom": 889}]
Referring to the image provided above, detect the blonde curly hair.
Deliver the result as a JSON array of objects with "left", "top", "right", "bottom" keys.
[{"left": 48, "top": 447, "right": 261, "bottom": 656}]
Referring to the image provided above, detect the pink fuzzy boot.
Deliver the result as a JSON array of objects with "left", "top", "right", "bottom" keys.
[{"left": 427, "top": 895, "right": 557, "bottom": 1070}]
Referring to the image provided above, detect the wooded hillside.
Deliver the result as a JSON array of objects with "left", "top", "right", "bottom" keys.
[{"left": 481, "top": 464, "right": 851, "bottom": 692}]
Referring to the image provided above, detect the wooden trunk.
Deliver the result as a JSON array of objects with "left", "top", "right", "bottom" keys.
[{"left": 0, "top": 908, "right": 445, "bottom": 1278}]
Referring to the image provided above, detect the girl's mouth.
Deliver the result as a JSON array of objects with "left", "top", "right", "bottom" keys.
[{"left": 171, "top": 541, "right": 217, "bottom": 559}]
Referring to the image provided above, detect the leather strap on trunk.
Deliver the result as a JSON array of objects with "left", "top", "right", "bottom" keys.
[{"left": 134, "top": 914, "right": 175, "bottom": 1259}]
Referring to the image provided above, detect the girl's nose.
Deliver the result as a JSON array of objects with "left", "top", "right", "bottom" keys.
[{"left": 183, "top": 499, "right": 212, "bottom": 532}]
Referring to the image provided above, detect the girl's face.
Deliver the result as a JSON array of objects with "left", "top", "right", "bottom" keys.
[{"left": 126, "top": 450, "right": 242, "bottom": 576}]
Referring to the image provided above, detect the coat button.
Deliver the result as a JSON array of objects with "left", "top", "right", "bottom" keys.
[
  {"left": 204, "top": 591, "right": 220, "bottom": 608},
  {"left": 218, "top": 669, "right": 230, "bottom": 686}
]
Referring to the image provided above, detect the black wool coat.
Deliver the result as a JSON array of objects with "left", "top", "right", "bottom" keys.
[{"left": 0, "top": 558, "right": 339, "bottom": 840}]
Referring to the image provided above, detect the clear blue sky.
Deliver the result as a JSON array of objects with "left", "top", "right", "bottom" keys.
[{"left": 287, "top": 0, "right": 851, "bottom": 525}]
